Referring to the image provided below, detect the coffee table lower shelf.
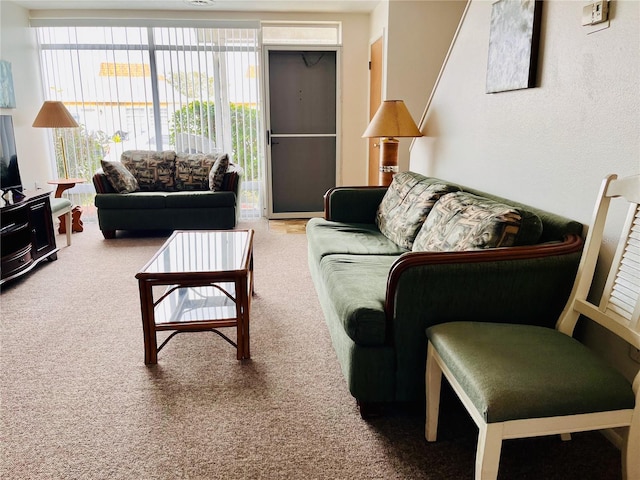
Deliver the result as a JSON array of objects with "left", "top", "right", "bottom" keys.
[
  {"left": 153, "top": 284, "right": 245, "bottom": 357},
  {"left": 139, "top": 282, "right": 250, "bottom": 365}
]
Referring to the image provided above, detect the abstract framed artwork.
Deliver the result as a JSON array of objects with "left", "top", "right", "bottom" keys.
[
  {"left": 0, "top": 60, "right": 17, "bottom": 108},
  {"left": 486, "top": 0, "right": 543, "bottom": 94}
]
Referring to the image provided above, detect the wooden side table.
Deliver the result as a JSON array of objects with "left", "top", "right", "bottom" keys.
[{"left": 47, "top": 178, "right": 85, "bottom": 233}]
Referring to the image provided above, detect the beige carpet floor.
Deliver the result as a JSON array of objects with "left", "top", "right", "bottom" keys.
[{"left": 0, "top": 220, "right": 622, "bottom": 479}]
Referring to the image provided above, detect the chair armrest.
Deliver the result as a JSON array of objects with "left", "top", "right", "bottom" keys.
[{"left": 324, "top": 186, "right": 387, "bottom": 223}]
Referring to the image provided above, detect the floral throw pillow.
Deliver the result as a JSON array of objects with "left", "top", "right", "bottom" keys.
[
  {"left": 412, "top": 192, "right": 528, "bottom": 252},
  {"left": 208, "top": 153, "right": 230, "bottom": 191},
  {"left": 175, "top": 153, "right": 218, "bottom": 191},
  {"left": 121, "top": 150, "right": 176, "bottom": 191},
  {"left": 376, "top": 172, "right": 460, "bottom": 249},
  {"left": 100, "top": 159, "right": 139, "bottom": 193}
]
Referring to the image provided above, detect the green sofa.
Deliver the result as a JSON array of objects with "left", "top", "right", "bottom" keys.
[
  {"left": 92, "top": 150, "right": 241, "bottom": 239},
  {"left": 306, "top": 172, "right": 584, "bottom": 416}
]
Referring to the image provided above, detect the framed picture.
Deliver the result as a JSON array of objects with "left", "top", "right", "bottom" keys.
[
  {"left": 0, "top": 60, "right": 17, "bottom": 108},
  {"left": 486, "top": 0, "right": 543, "bottom": 94}
]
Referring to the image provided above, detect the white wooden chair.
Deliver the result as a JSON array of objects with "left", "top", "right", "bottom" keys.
[
  {"left": 50, "top": 197, "right": 72, "bottom": 246},
  {"left": 425, "top": 173, "right": 639, "bottom": 479}
]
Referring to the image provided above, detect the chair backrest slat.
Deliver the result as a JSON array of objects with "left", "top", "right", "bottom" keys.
[
  {"left": 601, "top": 205, "right": 640, "bottom": 334},
  {"left": 558, "top": 174, "right": 640, "bottom": 347}
]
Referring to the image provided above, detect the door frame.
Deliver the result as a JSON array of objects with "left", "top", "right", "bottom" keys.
[
  {"left": 263, "top": 45, "right": 342, "bottom": 219},
  {"left": 368, "top": 34, "right": 384, "bottom": 186}
]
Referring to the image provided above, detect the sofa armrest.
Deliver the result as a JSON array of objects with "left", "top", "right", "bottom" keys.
[
  {"left": 386, "top": 234, "right": 584, "bottom": 324},
  {"left": 92, "top": 169, "right": 117, "bottom": 194},
  {"left": 324, "top": 186, "right": 387, "bottom": 223}
]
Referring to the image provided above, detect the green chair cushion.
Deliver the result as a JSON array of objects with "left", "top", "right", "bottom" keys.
[
  {"left": 50, "top": 197, "right": 72, "bottom": 214},
  {"left": 426, "top": 322, "right": 635, "bottom": 423}
]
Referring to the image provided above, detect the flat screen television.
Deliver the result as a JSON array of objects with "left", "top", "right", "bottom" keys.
[{"left": 0, "top": 114, "right": 23, "bottom": 198}]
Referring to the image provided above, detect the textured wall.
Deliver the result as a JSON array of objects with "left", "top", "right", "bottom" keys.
[
  {"left": 411, "top": 0, "right": 639, "bottom": 378},
  {"left": 385, "top": 0, "right": 467, "bottom": 174}
]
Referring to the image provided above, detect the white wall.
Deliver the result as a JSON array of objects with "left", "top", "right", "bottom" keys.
[
  {"left": 364, "top": 1, "right": 466, "bottom": 179},
  {"left": 386, "top": 0, "right": 466, "bottom": 172},
  {"left": 3, "top": 4, "right": 371, "bottom": 188},
  {"left": 369, "top": 0, "right": 389, "bottom": 44},
  {"left": 411, "top": 0, "right": 640, "bottom": 378},
  {"left": 0, "top": 1, "right": 52, "bottom": 190}
]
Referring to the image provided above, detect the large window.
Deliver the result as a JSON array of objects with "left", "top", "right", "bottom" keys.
[{"left": 36, "top": 23, "right": 263, "bottom": 219}]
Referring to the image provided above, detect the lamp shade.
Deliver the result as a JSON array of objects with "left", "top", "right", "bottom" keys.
[
  {"left": 362, "top": 100, "right": 423, "bottom": 138},
  {"left": 32, "top": 101, "right": 79, "bottom": 128}
]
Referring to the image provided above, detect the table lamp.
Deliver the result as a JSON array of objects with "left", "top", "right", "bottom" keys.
[
  {"left": 33, "top": 101, "right": 79, "bottom": 179},
  {"left": 362, "top": 100, "right": 423, "bottom": 186}
]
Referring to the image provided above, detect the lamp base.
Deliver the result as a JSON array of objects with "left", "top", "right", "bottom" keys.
[{"left": 379, "top": 137, "right": 399, "bottom": 186}]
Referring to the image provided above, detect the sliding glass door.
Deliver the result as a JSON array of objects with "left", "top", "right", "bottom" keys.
[{"left": 35, "top": 23, "right": 263, "bottom": 219}]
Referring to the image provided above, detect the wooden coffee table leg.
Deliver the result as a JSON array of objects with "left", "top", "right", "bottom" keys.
[
  {"left": 244, "top": 252, "right": 253, "bottom": 359},
  {"left": 233, "top": 277, "right": 250, "bottom": 360},
  {"left": 244, "top": 279, "right": 250, "bottom": 359},
  {"left": 138, "top": 280, "right": 158, "bottom": 365},
  {"left": 235, "top": 278, "right": 244, "bottom": 360},
  {"left": 238, "top": 276, "right": 250, "bottom": 360}
]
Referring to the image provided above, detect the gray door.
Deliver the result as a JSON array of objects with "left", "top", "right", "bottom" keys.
[{"left": 265, "top": 47, "right": 338, "bottom": 218}]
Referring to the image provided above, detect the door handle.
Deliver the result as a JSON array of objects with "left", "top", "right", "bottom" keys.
[
  {"left": 267, "top": 130, "right": 279, "bottom": 145},
  {"left": 373, "top": 143, "right": 379, "bottom": 148}
]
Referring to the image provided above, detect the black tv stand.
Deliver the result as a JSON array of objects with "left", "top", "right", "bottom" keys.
[{"left": 1, "top": 191, "right": 59, "bottom": 286}]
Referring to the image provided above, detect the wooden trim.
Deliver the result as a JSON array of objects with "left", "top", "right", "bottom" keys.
[{"left": 385, "top": 234, "right": 584, "bottom": 317}]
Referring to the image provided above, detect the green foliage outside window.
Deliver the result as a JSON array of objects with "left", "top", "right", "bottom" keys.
[
  {"left": 170, "top": 100, "right": 260, "bottom": 182},
  {"left": 55, "top": 126, "right": 110, "bottom": 180}
]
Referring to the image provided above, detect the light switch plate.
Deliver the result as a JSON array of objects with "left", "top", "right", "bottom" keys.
[
  {"left": 582, "top": 4, "right": 593, "bottom": 25},
  {"left": 582, "top": 1, "right": 609, "bottom": 26}
]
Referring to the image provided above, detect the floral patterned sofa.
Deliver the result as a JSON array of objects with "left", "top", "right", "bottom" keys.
[
  {"left": 306, "top": 171, "right": 585, "bottom": 417},
  {"left": 92, "top": 150, "right": 241, "bottom": 239}
]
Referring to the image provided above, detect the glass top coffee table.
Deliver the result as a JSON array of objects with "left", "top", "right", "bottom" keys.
[{"left": 135, "top": 230, "right": 254, "bottom": 365}]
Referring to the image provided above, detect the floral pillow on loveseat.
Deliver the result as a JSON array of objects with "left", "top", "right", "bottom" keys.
[
  {"left": 121, "top": 150, "right": 177, "bottom": 191},
  {"left": 174, "top": 152, "right": 229, "bottom": 191},
  {"left": 97, "top": 150, "right": 237, "bottom": 194}
]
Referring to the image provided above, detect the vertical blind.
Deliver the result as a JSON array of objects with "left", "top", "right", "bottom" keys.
[{"left": 36, "top": 24, "right": 263, "bottom": 219}]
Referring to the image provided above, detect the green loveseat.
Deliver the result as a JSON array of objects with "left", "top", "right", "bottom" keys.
[
  {"left": 93, "top": 150, "right": 241, "bottom": 239},
  {"left": 306, "top": 172, "right": 584, "bottom": 416}
]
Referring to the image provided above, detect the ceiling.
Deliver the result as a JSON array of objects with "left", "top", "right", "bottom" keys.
[{"left": 10, "top": 0, "right": 380, "bottom": 14}]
